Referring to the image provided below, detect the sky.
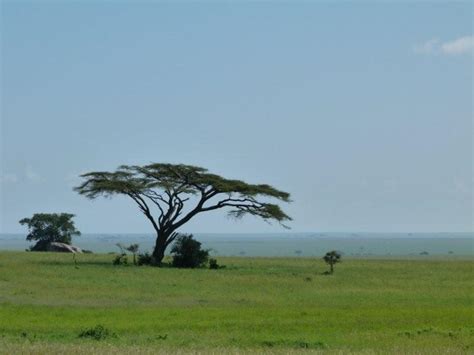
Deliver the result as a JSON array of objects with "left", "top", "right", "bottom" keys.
[{"left": 1, "top": 1, "right": 472, "bottom": 234}]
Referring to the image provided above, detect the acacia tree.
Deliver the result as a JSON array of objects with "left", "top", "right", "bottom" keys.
[{"left": 75, "top": 163, "right": 291, "bottom": 264}]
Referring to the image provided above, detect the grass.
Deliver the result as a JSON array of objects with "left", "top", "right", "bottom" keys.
[{"left": 0, "top": 251, "right": 472, "bottom": 354}]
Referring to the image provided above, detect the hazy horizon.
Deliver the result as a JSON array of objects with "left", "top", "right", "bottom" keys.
[{"left": 2, "top": 231, "right": 472, "bottom": 256}]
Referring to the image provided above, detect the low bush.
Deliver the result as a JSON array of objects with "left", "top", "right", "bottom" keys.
[
  {"left": 137, "top": 252, "right": 153, "bottom": 266},
  {"left": 209, "top": 258, "right": 225, "bottom": 269},
  {"left": 112, "top": 254, "right": 128, "bottom": 266},
  {"left": 209, "top": 258, "right": 219, "bottom": 269},
  {"left": 171, "top": 234, "right": 209, "bottom": 268}
]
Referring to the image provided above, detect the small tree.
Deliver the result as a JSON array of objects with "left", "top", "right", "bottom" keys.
[
  {"left": 114, "top": 243, "right": 141, "bottom": 266},
  {"left": 19, "top": 213, "right": 81, "bottom": 251},
  {"left": 322, "top": 250, "right": 342, "bottom": 274},
  {"left": 126, "top": 244, "right": 140, "bottom": 265},
  {"left": 170, "top": 234, "right": 209, "bottom": 268}
]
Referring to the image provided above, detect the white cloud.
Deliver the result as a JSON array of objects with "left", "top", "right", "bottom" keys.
[
  {"left": 414, "top": 35, "right": 473, "bottom": 56},
  {"left": 440, "top": 36, "right": 474, "bottom": 55}
]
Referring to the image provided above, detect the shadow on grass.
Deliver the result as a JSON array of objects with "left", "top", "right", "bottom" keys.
[
  {"left": 34, "top": 260, "right": 177, "bottom": 268},
  {"left": 262, "top": 339, "right": 327, "bottom": 349},
  {"left": 33, "top": 260, "right": 114, "bottom": 267}
]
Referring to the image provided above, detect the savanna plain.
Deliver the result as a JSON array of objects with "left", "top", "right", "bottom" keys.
[{"left": 0, "top": 252, "right": 472, "bottom": 354}]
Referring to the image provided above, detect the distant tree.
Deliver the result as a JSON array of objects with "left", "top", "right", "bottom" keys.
[
  {"left": 19, "top": 213, "right": 81, "bottom": 251},
  {"left": 75, "top": 163, "right": 291, "bottom": 265},
  {"left": 170, "top": 234, "right": 209, "bottom": 268},
  {"left": 322, "top": 250, "right": 342, "bottom": 274}
]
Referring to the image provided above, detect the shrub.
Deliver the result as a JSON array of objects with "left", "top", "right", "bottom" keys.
[
  {"left": 112, "top": 254, "right": 128, "bottom": 266},
  {"left": 209, "top": 258, "right": 219, "bottom": 269},
  {"left": 208, "top": 258, "right": 225, "bottom": 269},
  {"left": 137, "top": 252, "right": 153, "bottom": 266},
  {"left": 170, "top": 234, "right": 209, "bottom": 268}
]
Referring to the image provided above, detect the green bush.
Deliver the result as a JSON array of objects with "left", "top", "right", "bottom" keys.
[
  {"left": 137, "top": 252, "right": 153, "bottom": 266},
  {"left": 170, "top": 234, "right": 209, "bottom": 268},
  {"left": 112, "top": 254, "right": 128, "bottom": 266},
  {"left": 209, "top": 258, "right": 225, "bottom": 269},
  {"left": 209, "top": 258, "right": 219, "bottom": 269}
]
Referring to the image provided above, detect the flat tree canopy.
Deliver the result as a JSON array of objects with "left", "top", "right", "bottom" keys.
[{"left": 75, "top": 163, "right": 291, "bottom": 264}]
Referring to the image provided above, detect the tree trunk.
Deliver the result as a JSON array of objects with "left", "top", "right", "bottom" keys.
[
  {"left": 330, "top": 263, "right": 334, "bottom": 274},
  {"left": 152, "top": 231, "right": 169, "bottom": 265}
]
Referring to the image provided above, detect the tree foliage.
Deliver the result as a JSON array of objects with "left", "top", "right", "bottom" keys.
[
  {"left": 75, "top": 163, "right": 291, "bottom": 263},
  {"left": 19, "top": 213, "right": 81, "bottom": 251}
]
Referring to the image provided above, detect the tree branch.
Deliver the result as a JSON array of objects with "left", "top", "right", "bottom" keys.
[{"left": 127, "top": 193, "right": 160, "bottom": 234}]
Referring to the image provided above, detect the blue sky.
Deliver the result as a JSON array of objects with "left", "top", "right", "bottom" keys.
[{"left": 1, "top": 1, "right": 472, "bottom": 234}]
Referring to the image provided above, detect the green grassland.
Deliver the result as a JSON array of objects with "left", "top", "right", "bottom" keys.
[{"left": 0, "top": 252, "right": 472, "bottom": 354}]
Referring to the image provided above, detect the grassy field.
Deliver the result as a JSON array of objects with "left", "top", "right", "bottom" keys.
[{"left": 0, "top": 251, "right": 472, "bottom": 354}]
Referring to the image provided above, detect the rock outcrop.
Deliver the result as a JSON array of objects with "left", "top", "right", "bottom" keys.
[{"left": 47, "top": 242, "right": 83, "bottom": 253}]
